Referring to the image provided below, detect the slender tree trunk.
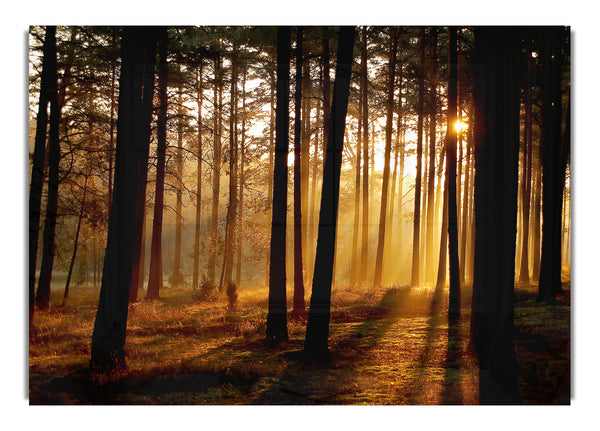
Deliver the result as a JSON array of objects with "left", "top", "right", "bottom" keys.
[
  {"left": 236, "top": 68, "right": 247, "bottom": 287},
  {"left": 35, "top": 28, "right": 62, "bottom": 311},
  {"left": 304, "top": 26, "right": 355, "bottom": 360},
  {"left": 208, "top": 55, "right": 223, "bottom": 285},
  {"left": 221, "top": 45, "right": 239, "bottom": 290},
  {"left": 266, "top": 27, "right": 291, "bottom": 344},
  {"left": 410, "top": 29, "right": 426, "bottom": 287},
  {"left": 350, "top": 78, "right": 362, "bottom": 288},
  {"left": 192, "top": 65, "right": 204, "bottom": 290},
  {"left": 172, "top": 82, "right": 184, "bottom": 287},
  {"left": 62, "top": 175, "right": 89, "bottom": 307},
  {"left": 459, "top": 116, "right": 473, "bottom": 284},
  {"left": 359, "top": 26, "right": 370, "bottom": 284},
  {"left": 436, "top": 150, "right": 448, "bottom": 290},
  {"left": 518, "top": 54, "right": 533, "bottom": 284},
  {"left": 108, "top": 27, "right": 117, "bottom": 216},
  {"left": 265, "top": 68, "right": 275, "bottom": 288},
  {"left": 373, "top": 31, "right": 398, "bottom": 288},
  {"left": 91, "top": 27, "right": 156, "bottom": 371},
  {"left": 29, "top": 26, "right": 55, "bottom": 320},
  {"left": 447, "top": 27, "right": 461, "bottom": 317},
  {"left": 292, "top": 27, "right": 306, "bottom": 315},
  {"left": 426, "top": 29, "right": 438, "bottom": 284},
  {"left": 146, "top": 29, "right": 168, "bottom": 300},
  {"left": 301, "top": 51, "right": 311, "bottom": 282}
]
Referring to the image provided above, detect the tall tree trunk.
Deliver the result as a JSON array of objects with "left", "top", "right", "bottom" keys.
[
  {"left": 426, "top": 29, "right": 438, "bottom": 284},
  {"left": 373, "top": 31, "right": 398, "bottom": 288},
  {"left": 108, "top": 27, "right": 117, "bottom": 216},
  {"left": 236, "top": 67, "right": 247, "bottom": 287},
  {"left": 221, "top": 45, "right": 239, "bottom": 290},
  {"left": 459, "top": 115, "right": 473, "bottom": 284},
  {"left": 292, "top": 27, "right": 306, "bottom": 315},
  {"left": 265, "top": 68, "right": 275, "bottom": 287},
  {"left": 266, "top": 26, "right": 291, "bottom": 344},
  {"left": 301, "top": 50, "right": 311, "bottom": 282},
  {"left": 91, "top": 27, "right": 157, "bottom": 371},
  {"left": 208, "top": 55, "right": 223, "bottom": 285},
  {"left": 410, "top": 29, "right": 426, "bottom": 287},
  {"left": 436, "top": 150, "right": 448, "bottom": 290},
  {"left": 29, "top": 25, "right": 55, "bottom": 320},
  {"left": 518, "top": 52, "right": 533, "bottom": 284},
  {"left": 62, "top": 174, "right": 89, "bottom": 307},
  {"left": 304, "top": 26, "right": 355, "bottom": 360},
  {"left": 192, "top": 65, "right": 204, "bottom": 290},
  {"left": 146, "top": 29, "right": 168, "bottom": 301},
  {"left": 539, "top": 27, "right": 568, "bottom": 303},
  {"left": 350, "top": 75, "right": 362, "bottom": 288},
  {"left": 470, "top": 27, "right": 522, "bottom": 403},
  {"left": 35, "top": 27, "right": 62, "bottom": 311},
  {"left": 172, "top": 81, "right": 184, "bottom": 287},
  {"left": 359, "top": 26, "right": 370, "bottom": 284},
  {"left": 447, "top": 27, "right": 461, "bottom": 318}
]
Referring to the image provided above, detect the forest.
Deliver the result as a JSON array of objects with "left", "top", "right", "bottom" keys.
[{"left": 27, "top": 25, "right": 571, "bottom": 406}]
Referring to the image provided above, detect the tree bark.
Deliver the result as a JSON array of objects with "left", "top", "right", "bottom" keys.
[
  {"left": 91, "top": 26, "right": 157, "bottom": 371},
  {"left": 359, "top": 27, "right": 370, "bottom": 284},
  {"left": 373, "top": 30, "right": 398, "bottom": 288},
  {"left": 539, "top": 27, "right": 568, "bottom": 303},
  {"left": 292, "top": 27, "right": 306, "bottom": 315},
  {"left": 62, "top": 174, "right": 89, "bottom": 307},
  {"left": 426, "top": 29, "right": 438, "bottom": 284},
  {"left": 447, "top": 26, "right": 461, "bottom": 318},
  {"left": 470, "top": 27, "right": 522, "bottom": 403},
  {"left": 208, "top": 54, "right": 223, "bottom": 285},
  {"left": 29, "top": 25, "right": 55, "bottom": 320},
  {"left": 192, "top": 65, "right": 204, "bottom": 290},
  {"left": 410, "top": 29, "right": 426, "bottom": 287},
  {"left": 146, "top": 28, "right": 168, "bottom": 300},
  {"left": 35, "top": 26, "right": 62, "bottom": 311},
  {"left": 266, "top": 26, "right": 291, "bottom": 344},
  {"left": 304, "top": 26, "right": 355, "bottom": 360}
]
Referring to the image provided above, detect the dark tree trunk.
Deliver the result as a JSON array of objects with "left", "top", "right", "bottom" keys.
[
  {"left": 265, "top": 68, "right": 275, "bottom": 288},
  {"left": 304, "top": 26, "right": 355, "bottom": 361},
  {"left": 359, "top": 26, "right": 369, "bottom": 284},
  {"left": 35, "top": 27, "right": 62, "bottom": 311},
  {"left": 62, "top": 175, "right": 89, "bottom": 307},
  {"left": 91, "top": 27, "right": 157, "bottom": 371},
  {"left": 172, "top": 83, "right": 185, "bottom": 287},
  {"left": 266, "top": 26, "right": 291, "bottom": 344},
  {"left": 208, "top": 54, "right": 223, "bottom": 285},
  {"left": 349, "top": 71, "right": 362, "bottom": 288},
  {"left": 470, "top": 27, "right": 522, "bottom": 403},
  {"left": 221, "top": 45, "right": 239, "bottom": 290},
  {"left": 292, "top": 27, "right": 306, "bottom": 316},
  {"left": 373, "top": 30, "right": 398, "bottom": 288},
  {"left": 436, "top": 147, "right": 448, "bottom": 290},
  {"left": 410, "top": 29, "right": 426, "bottom": 287},
  {"left": 192, "top": 66, "right": 204, "bottom": 290},
  {"left": 447, "top": 27, "right": 461, "bottom": 318},
  {"left": 518, "top": 50, "right": 533, "bottom": 284},
  {"left": 29, "top": 25, "right": 55, "bottom": 320},
  {"left": 235, "top": 68, "right": 247, "bottom": 287},
  {"left": 426, "top": 29, "right": 438, "bottom": 283},
  {"left": 146, "top": 28, "right": 168, "bottom": 301},
  {"left": 539, "top": 27, "right": 569, "bottom": 303}
]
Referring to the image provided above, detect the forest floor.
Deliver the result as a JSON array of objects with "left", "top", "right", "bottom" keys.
[{"left": 28, "top": 276, "right": 570, "bottom": 405}]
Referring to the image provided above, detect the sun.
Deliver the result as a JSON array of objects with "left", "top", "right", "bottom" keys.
[{"left": 454, "top": 120, "right": 468, "bottom": 133}]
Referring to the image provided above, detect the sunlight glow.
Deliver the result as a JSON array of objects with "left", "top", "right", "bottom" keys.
[{"left": 454, "top": 120, "right": 468, "bottom": 133}]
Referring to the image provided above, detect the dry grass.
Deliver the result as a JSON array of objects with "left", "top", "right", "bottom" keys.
[{"left": 29, "top": 280, "right": 570, "bottom": 405}]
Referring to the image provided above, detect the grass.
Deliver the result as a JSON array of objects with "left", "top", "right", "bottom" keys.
[{"left": 28, "top": 279, "right": 570, "bottom": 405}]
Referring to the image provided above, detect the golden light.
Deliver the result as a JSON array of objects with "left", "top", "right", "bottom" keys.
[{"left": 454, "top": 120, "right": 468, "bottom": 133}]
